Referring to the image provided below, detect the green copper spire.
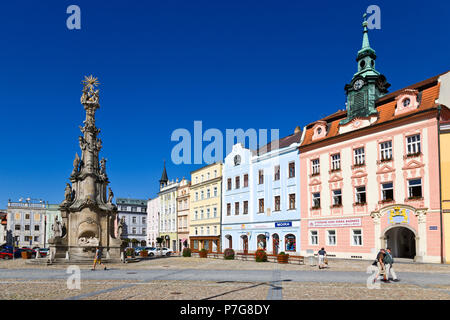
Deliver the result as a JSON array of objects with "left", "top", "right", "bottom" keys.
[{"left": 340, "top": 13, "right": 390, "bottom": 125}]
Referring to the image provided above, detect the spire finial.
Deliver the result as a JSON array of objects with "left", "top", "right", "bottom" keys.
[{"left": 361, "top": 13, "right": 370, "bottom": 49}]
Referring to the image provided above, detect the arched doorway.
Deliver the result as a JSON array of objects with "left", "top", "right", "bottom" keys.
[
  {"left": 241, "top": 235, "right": 248, "bottom": 253},
  {"left": 272, "top": 234, "right": 279, "bottom": 254},
  {"left": 285, "top": 234, "right": 296, "bottom": 252},
  {"left": 225, "top": 235, "right": 232, "bottom": 249},
  {"left": 384, "top": 227, "right": 416, "bottom": 259},
  {"left": 257, "top": 234, "right": 266, "bottom": 250}
]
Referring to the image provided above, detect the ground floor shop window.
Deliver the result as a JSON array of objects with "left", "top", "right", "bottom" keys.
[
  {"left": 285, "top": 234, "right": 296, "bottom": 251},
  {"left": 193, "top": 240, "right": 198, "bottom": 250}
]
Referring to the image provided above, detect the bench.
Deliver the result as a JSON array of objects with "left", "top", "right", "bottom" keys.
[
  {"left": 289, "top": 255, "right": 305, "bottom": 265},
  {"left": 210, "top": 252, "right": 223, "bottom": 259}
]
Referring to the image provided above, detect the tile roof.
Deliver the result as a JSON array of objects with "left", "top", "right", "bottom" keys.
[
  {"left": 257, "top": 130, "right": 302, "bottom": 155},
  {"left": 300, "top": 72, "right": 448, "bottom": 149}
]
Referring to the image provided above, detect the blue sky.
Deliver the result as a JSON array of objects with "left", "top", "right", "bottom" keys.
[{"left": 0, "top": 0, "right": 449, "bottom": 207}]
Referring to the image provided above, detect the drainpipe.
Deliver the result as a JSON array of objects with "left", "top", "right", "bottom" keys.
[{"left": 437, "top": 105, "right": 444, "bottom": 264}]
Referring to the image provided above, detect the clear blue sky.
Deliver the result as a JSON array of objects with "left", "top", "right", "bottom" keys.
[{"left": 0, "top": 0, "right": 449, "bottom": 207}]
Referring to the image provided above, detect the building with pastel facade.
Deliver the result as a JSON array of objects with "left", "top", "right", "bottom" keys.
[
  {"left": 146, "top": 196, "right": 160, "bottom": 248},
  {"left": 438, "top": 71, "right": 450, "bottom": 263},
  {"left": 189, "top": 162, "right": 223, "bottom": 253},
  {"left": 6, "top": 198, "right": 47, "bottom": 248},
  {"left": 221, "top": 128, "right": 302, "bottom": 254},
  {"left": 158, "top": 162, "right": 180, "bottom": 251},
  {"left": 116, "top": 198, "right": 148, "bottom": 247},
  {"left": 176, "top": 178, "right": 190, "bottom": 251},
  {"left": 298, "top": 18, "right": 450, "bottom": 263}
]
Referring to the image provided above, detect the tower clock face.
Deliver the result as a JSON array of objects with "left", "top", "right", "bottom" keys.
[{"left": 353, "top": 79, "right": 364, "bottom": 90}]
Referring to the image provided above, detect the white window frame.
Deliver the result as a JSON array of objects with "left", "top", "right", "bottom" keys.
[
  {"left": 326, "top": 229, "right": 337, "bottom": 246},
  {"left": 312, "top": 159, "right": 320, "bottom": 174},
  {"left": 332, "top": 189, "right": 342, "bottom": 206},
  {"left": 355, "top": 186, "right": 366, "bottom": 204},
  {"left": 310, "top": 230, "right": 318, "bottom": 245},
  {"left": 312, "top": 192, "right": 321, "bottom": 208},
  {"left": 331, "top": 154, "right": 341, "bottom": 171},
  {"left": 380, "top": 141, "right": 393, "bottom": 160},
  {"left": 406, "top": 134, "right": 421, "bottom": 155},
  {"left": 382, "top": 182, "right": 394, "bottom": 201},
  {"left": 351, "top": 229, "right": 363, "bottom": 246},
  {"left": 354, "top": 147, "right": 365, "bottom": 165},
  {"left": 408, "top": 178, "right": 422, "bottom": 198}
]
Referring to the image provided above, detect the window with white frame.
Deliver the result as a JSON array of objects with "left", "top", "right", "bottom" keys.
[
  {"left": 332, "top": 190, "right": 342, "bottom": 206},
  {"left": 382, "top": 182, "right": 394, "bottom": 201},
  {"left": 207, "top": 208, "right": 210, "bottom": 218},
  {"left": 312, "top": 159, "right": 320, "bottom": 175},
  {"left": 310, "top": 230, "right": 318, "bottom": 245},
  {"left": 355, "top": 186, "right": 366, "bottom": 204},
  {"left": 408, "top": 178, "right": 422, "bottom": 198},
  {"left": 214, "top": 187, "right": 218, "bottom": 197},
  {"left": 312, "top": 192, "right": 321, "bottom": 208},
  {"left": 213, "top": 207, "right": 217, "bottom": 217},
  {"left": 380, "top": 141, "right": 393, "bottom": 160},
  {"left": 207, "top": 189, "right": 210, "bottom": 198},
  {"left": 274, "top": 196, "right": 281, "bottom": 211},
  {"left": 200, "top": 210, "right": 204, "bottom": 219},
  {"left": 354, "top": 147, "right": 365, "bottom": 165},
  {"left": 406, "top": 134, "right": 421, "bottom": 155},
  {"left": 327, "top": 230, "right": 336, "bottom": 245},
  {"left": 274, "top": 165, "right": 280, "bottom": 181},
  {"left": 331, "top": 154, "right": 341, "bottom": 171},
  {"left": 352, "top": 229, "right": 363, "bottom": 246},
  {"left": 195, "top": 211, "right": 198, "bottom": 220}
]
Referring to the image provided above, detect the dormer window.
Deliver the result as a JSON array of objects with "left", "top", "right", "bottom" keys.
[
  {"left": 395, "top": 89, "right": 419, "bottom": 116},
  {"left": 311, "top": 121, "right": 327, "bottom": 141}
]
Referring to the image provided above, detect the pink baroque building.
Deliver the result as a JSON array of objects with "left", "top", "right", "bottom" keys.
[{"left": 298, "top": 18, "right": 450, "bottom": 263}]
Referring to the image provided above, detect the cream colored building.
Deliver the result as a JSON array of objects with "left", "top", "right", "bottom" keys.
[{"left": 189, "top": 162, "right": 223, "bottom": 252}]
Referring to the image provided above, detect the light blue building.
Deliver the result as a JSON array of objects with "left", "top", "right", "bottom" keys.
[{"left": 221, "top": 127, "right": 303, "bottom": 254}]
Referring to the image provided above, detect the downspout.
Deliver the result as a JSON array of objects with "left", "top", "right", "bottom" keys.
[{"left": 437, "top": 105, "right": 444, "bottom": 264}]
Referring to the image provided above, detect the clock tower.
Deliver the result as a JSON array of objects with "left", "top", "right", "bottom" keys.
[{"left": 340, "top": 14, "right": 390, "bottom": 125}]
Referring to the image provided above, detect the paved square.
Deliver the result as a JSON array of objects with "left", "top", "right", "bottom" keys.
[{"left": 1, "top": 257, "right": 450, "bottom": 300}]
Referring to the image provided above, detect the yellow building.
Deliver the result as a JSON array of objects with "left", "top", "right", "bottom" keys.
[
  {"left": 189, "top": 162, "right": 223, "bottom": 252},
  {"left": 440, "top": 120, "right": 450, "bottom": 263}
]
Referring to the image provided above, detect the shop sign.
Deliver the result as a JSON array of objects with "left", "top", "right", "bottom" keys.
[
  {"left": 275, "top": 221, "right": 292, "bottom": 228},
  {"left": 308, "top": 218, "right": 361, "bottom": 228}
]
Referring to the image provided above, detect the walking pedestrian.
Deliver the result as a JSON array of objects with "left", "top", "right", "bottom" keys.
[
  {"left": 372, "top": 248, "right": 388, "bottom": 283},
  {"left": 92, "top": 246, "right": 107, "bottom": 271},
  {"left": 384, "top": 248, "right": 399, "bottom": 282},
  {"left": 318, "top": 247, "right": 327, "bottom": 269}
]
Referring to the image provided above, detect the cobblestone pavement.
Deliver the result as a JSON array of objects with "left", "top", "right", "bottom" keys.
[{"left": 1, "top": 257, "right": 450, "bottom": 300}]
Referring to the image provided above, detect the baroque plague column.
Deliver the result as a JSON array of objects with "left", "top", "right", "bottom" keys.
[{"left": 48, "top": 76, "right": 122, "bottom": 260}]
